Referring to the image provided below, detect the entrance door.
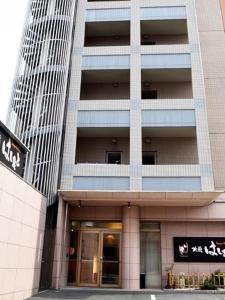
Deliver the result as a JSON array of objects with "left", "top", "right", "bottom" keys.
[
  {"left": 100, "top": 233, "right": 120, "bottom": 287},
  {"left": 78, "top": 231, "right": 121, "bottom": 287},
  {"left": 79, "top": 231, "right": 100, "bottom": 286}
]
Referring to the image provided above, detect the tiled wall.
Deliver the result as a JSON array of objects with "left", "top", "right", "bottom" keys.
[
  {"left": 161, "top": 221, "right": 225, "bottom": 287},
  {"left": 80, "top": 83, "right": 130, "bottom": 100},
  {"left": 143, "top": 82, "right": 193, "bottom": 99},
  {"left": 76, "top": 137, "right": 130, "bottom": 164},
  {"left": 75, "top": 137, "right": 198, "bottom": 165},
  {"left": 196, "top": 0, "right": 225, "bottom": 189},
  {"left": 60, "top": 0, "right": 214, "bottom": 192},
  {"left": 0, "top": 163, "right": 46, "bottom": 300}
]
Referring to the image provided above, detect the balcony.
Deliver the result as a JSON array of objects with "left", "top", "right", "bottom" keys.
[
  {"left": 142, "top": 136, "right": 198, "bottom": 165},
  {"left": 141, "top": 125, "right": 200, "bottom": 191},
  {"left": 75, "top": 135, "right": 130, "bottom": 165},
  {"left": 142, "top": 68, "right": 193, "bottom": 99},
  {"left": 74, "top": 127, "right": 130, "bottom": 191},
  {"left": 141, "top": 19, "right": 188, "bottom": 45},
  {"left": 80, "top": 69, "right": 130, "bottom": 100},
  {"left": 85, "top": 21, "right": 130, "bottom": 47}
]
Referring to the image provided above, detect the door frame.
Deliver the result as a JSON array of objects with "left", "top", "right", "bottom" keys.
[
  {"left": 99, "top": 231, "right": 121, "bottom": 288},
  {"left": 77, "top": 230, "right": 100, "bottom": 287},
  {"left": 77, "top": 228, "right": 121, "bottom": 288}
]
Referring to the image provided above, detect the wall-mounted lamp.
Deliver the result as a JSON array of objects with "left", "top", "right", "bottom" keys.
[
  {"left": 144, "top": 137, "right": 151, "bottom": 144},
  {"left": 128, "top": 201, "right": 131, "bottom": 209},
  {"left": 77, "top": 200, "right": 81, "bottom": 208},
  {"left": 143, "top": 81, "right": 150, "bottom": 87},
  {"left": 111, "top": 137, "right": 118, "bottom": 144},
  {"left": 113, "top": 82, "right": 119, "bottom": 88}
]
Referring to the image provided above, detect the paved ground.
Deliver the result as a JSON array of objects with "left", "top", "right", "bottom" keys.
[{"left": 29, "top": 289, "right": 225, "bottom": 300}]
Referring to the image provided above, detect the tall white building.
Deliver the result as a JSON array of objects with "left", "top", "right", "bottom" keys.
[{"left": 7, "top": 0, "right": 225, "bottom": 291}]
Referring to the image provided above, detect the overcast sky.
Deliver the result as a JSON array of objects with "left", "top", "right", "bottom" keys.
[{"left": 0, "top": 1, "right": 29, "bottom": 123}]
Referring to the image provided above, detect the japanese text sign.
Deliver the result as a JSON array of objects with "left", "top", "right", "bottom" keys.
[{"left": 174, "top": 237, "right": 225, "bottom": 262}]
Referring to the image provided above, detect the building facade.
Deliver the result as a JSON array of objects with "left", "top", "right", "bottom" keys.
[
  {"left": 0, "top": 122, "right": 47, "bottom": 299},
  {"left": 6, "top": 0, "right": 225, "bottom": 290}
]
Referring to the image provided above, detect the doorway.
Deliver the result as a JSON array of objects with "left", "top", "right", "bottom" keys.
[
  {"left": 68, "top": 222, "right": 121, "bottom": 288},
  {"left": 140, "top": 222, "right": 161, "bottom": 288}
]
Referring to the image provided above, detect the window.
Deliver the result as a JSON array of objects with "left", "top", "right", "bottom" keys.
[
  {"left": 142, "top": 90, "right": 157, "bottom": 99},
  {"left": 142, "top": 151, "right": 156, "bottom": 165},
  {"left": 106, "top": 152, "right": 122, "bottom": 164}
]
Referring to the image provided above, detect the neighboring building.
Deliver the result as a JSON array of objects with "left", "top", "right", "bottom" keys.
[
  {"left": 0, "top": 122, "right": 47, "bottom": 299},
  {"left": 6, "top": 0, "right": 225, "bottom": 291}
]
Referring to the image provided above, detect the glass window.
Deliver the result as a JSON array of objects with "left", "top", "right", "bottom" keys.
[
  {"left": 140, "top": 223, "right": 161, "bottom": 288},
  {"left": 106, "top": 151, "right": 122, "bottom": 164},
  {"left": 142, "top": 151, "right": 156, "bottom": 165}
]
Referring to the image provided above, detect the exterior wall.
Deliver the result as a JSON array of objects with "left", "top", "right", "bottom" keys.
[
  {"left": 143, "top": 137, "right": 198, "bottom": 164},
  {"left": 76, "top": 138, "right": 130, "bottom": 164},
  {"left": 85, "top": 36, "right": 130, "bottom": 47},
  {"left": 196, "top": 0, "right": 225, "bottom": 189},
  {"left": 61, "top": 0, "right": 214, "bottom": 193},
  {"left": 53, "top": 200, "right": 225, "bottom": 289},
  {"left": 80, "top": 83, "right": 130, "bottom": 100},
  {"left": 76, "top": 137, "right": 198, "bottom": 165},
  {"left": 142, "top": 82, "right": 193, "bottom": 99},
  {"left": 220, "top": 0, "right": 225, "bottom": 26},
  {"left": 80, "top": 82, "right": 193, "bottom": 100},
  {"left": 141, "top": 34, "right": 188, "bottom": 45},
  {"left": 0, "top": 163, "right": 47, "bottom": 299},
  {"left": 161, "top": 221, "right": 225, "bottom": 287}
]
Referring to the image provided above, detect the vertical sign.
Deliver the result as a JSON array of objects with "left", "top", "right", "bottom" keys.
[{"left": 0, "top": 121, "right": 28, "bottom": 177}]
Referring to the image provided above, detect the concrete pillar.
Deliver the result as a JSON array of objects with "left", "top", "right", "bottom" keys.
[
  {"left": 122, "top": 206, "right": 140, "bottom": 289},
  {"left": 52, "top": 196, "right": 69, "bottom": 289}
]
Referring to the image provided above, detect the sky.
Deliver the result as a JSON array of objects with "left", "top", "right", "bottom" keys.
[{"left": 0, "top": 0, "right": 29, "bottom": 123}]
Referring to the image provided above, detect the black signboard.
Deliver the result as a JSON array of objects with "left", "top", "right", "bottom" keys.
[
  {"left": 0, "top": 121, "right": 28, "bottom": 177},
  {"left": 174, "top": 237, "right": 225, "bottom": 263}
]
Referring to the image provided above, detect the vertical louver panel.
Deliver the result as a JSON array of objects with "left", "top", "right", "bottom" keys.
[{"left": 7, "top": 0, "right": 77, "bottom": 205}]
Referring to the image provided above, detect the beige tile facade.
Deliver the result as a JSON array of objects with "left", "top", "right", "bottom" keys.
[
  {"left": 0, "top": 163, "right": 47, "bottom": 299},
  {"left": 53, "top": 0, "right": 225, "bottom": 291},
  {"left": 61, "top": 0, "right": 215, "bottom": 192},
  {"left": 196, "top": 0, "right": 225, "bottom": 190}
]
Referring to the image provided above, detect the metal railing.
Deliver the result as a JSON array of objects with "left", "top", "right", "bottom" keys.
[{"left": 166, "top": 272, "right": 225, "bottom": 289}]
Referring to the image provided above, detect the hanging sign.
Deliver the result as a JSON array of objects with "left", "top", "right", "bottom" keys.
[
  {"left": 174, "top": 237, "right": 225, "bottom": 263},
  {"left": 0, "top": 121, "right": 28, "bottom": 177}
]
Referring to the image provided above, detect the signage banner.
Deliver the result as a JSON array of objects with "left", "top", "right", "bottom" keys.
[
  {"left": 0, "top": 122, "right": 27, "bottom": 177},
  {"left": 174, "top": 237, "right": 225, "bottom": 263}
]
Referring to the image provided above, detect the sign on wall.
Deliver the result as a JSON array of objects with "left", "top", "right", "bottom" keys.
[
  {"left": 174, "top": 237, "right": 225, "bottom": 263},
  {"left": 0, "top": 121, "right": 28, "bottom": 177}
]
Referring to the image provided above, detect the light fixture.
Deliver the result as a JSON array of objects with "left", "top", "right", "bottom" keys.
[
  {"left": 77, "top": 200, "right": 81, "bottom": 208},
  {"left": 111, "top": 137, "right": 118, "bottom": 144},
  {"left": 143, "top": 81, "right": 150, "bottom": 87},
  {"left": 128, "top": 201, "right": 131, "bottom": 209},
  {"left": 144, "top": 137, "right": 151, "bottom": 144},
  {"left": 113, "top": 82, "right": 119, "bottom": 88}
]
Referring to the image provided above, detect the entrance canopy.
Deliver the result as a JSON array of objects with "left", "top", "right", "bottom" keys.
[{"left": 58, "top": 190, "right": 222, "bottom": 207}]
